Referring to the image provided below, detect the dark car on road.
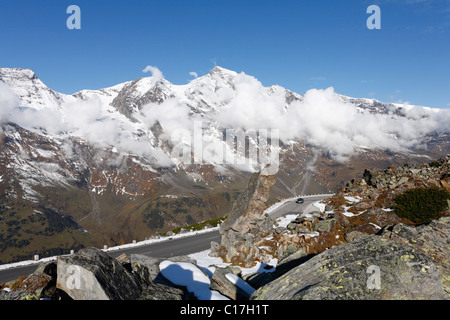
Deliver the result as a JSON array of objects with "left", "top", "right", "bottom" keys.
[{"left": 296, "top": 198, "right": 304, "bottom": 203}]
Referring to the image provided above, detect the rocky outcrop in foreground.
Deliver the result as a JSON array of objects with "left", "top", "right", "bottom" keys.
[
  {"left": 250, "top": 217, "right": 449, "bottom": 300},
  {"left": 3, "top": 216, "right": 447, "bottom": 300},
  {"left": 210, "top": 171, "right": 277, "bottom": 267},
  {"left": 0, "top": 249, "right": 191, "bottom": 300},
  {"left": 213, "top": 156, "right": 450, "bottom": 273},
  {"left": 1, "top": 158, "right": 449, "bottom": 300}
]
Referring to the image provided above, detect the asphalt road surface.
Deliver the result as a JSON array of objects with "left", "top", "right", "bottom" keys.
[
  {"left": 0, "top": 194, "right": 331, "bottom": 284},
  {"left": 268, "top": 195, "right": 332, "bottom": 219}
]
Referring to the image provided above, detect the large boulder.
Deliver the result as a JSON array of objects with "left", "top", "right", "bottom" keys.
[
  {"left": 380, "top": 216, "right": 450, "bottom": 295},
  {"left": 57, "top": 248, "right": 142, "bottom": 300},
  {"left": 3, "top": 249, "right": 187, "bottom": 301},
  {"left": 251, "top": 234, "right": 448, "bottom": 300}
]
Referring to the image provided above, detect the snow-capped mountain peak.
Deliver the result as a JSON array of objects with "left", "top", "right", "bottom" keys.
[
  {"left": 71, "top": 81, "right": 131, "bottom": 108},
  {"left": 108, "top": 77, "right": 175, "bottom": 119},
  {"left": 0, "top": 67, "right": 65, "bottom": 111},
  {"left": 1, "top": 65, "right": 449, "bottom": 158},
  {"left": 208, "top": 65, "right": 238, "bottom": 77}
]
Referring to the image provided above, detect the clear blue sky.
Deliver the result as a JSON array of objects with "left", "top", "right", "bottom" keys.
[{"left": 0, "top": 0, "right": 449, "bottom": 108}]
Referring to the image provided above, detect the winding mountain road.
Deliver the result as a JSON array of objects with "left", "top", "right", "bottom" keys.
[{"left": 0, "top": 194, "right": 331, "bottom": 284}]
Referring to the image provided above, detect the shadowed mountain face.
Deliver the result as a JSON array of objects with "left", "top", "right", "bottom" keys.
[{"left": 0, "top": 66, "right": 449, "bottom": 263}]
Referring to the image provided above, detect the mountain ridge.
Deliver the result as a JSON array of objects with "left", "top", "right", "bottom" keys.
[
  {"left": 0, "top": 65, "right": 436, "bottom": 114},
  {"left": 0, "top": 65, "right": 449, "bottom": 264}
]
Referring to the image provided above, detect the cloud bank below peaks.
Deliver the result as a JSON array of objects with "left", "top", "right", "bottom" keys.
[
  {"left": 205, "top": 73, "right": 449, "bottom": 162},
  {"left": 1, "top": 66, "right": 449, "bottom": 167}
]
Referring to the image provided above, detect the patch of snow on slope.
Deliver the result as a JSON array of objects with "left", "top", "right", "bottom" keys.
[
  {"left": 274, "top": 214, "right": 298, "bottom": 228},
  {"left": 188, "top": 249, "right": 278, "bottom": 277},
  {"left": 313, "top": 201, "right": 326, "bottom": 212},
  {"left": 344, "top": 196, "right": 362, "bottom": 203}
]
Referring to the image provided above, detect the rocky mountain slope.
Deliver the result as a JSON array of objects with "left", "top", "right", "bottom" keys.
[
  {"left": 225, "top": 156, "right": 450, "bottom": 299},
  {"left": 0, "top": 66, "right": 449, "bottom": 264},
  {"left": 1, "top": 157, "right": 448, "bottom": 300},
  {"left": 213, "top": 156, "right": 449, "bottom": 265}
]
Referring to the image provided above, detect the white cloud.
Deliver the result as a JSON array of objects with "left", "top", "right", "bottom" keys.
[
  {"left": 138, "top": 98, "right": 193, "bottom": 138},
  {"left": 0, "top": 82, "right": 20, "bottom": 122},
  {"left": 2, "top": 66, "right": 449, "bottom": 168},
  {"left": 212, "top": 72, "right": 286, "bottom": 131},
  {"left": 189, "top": 72, "right": 198, "bottom": 79},
  {"left": 207, "top": 72, "right": 450, "bottom": 162},
  {"left": 142, "top": 65, "right": 163, "bottom": 83}
]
